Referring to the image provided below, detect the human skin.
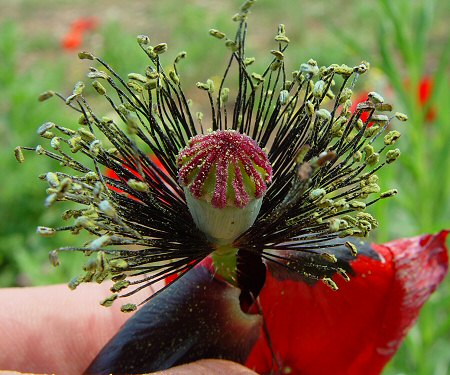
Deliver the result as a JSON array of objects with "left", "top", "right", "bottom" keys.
[{"left": 0, "top": 283, "right": 256, "bottom": 375}]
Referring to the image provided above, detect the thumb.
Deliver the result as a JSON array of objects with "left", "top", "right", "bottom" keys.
[{"left": 153, "top": 359, "right": 258, "bottom": 374}]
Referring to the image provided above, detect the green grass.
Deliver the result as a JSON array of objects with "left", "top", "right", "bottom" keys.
[{"left": 1, "top": 0, "right": 449, "bottom": 373}]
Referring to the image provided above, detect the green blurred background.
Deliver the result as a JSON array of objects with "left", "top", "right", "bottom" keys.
[{"left": 1, "top": 0, "right": 449, "bottom": 373}]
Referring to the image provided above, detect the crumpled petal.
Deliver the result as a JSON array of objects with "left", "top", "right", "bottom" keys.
[
  {"left": 246, "top": 231, "right": 449, "bottom": 375},
  {"left": 86, "top": 263, "right": 262, "bottom": 374}
]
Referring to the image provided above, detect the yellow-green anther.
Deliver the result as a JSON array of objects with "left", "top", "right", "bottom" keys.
[
  {"left": 89, "top": 235, "right": 112, "bottom": 250},
  {"left": 368, "top": 91, "right": 384, "bottom": 104},
  {"left": 363, "top": 145, "right": 374, "bottom": 157},
  {"left": 371, "top": 114, "right": 389, "bottom": 124},
  {"left": 98, "top": 200, "right": 116, "bottom": 217},
  {"left": 337, "top": 268, "right": 350, "bottom": 282},
  {"left": 305, "top": 101, "right": 315, "bottom": 116},
  {"left": 209, "top": 29, "right": 226, "bottom": 39},
  {"left": 83, "top": 258, "right": 97, "bottom": 272},
  {"left": 240, "top": 0, "right": 256, "bottom": 11},
  {"left": 153, "top": 43, "right": 168, "bottom": 55},
  {"left": 75, "top": 216, "right": 96, "bottom": 230},
  {"left": 309, "top": 188, "right": 326, "bottom": 200},
  {"left": 335, "top": 64, "right": 353, "bottom": 77},
  {"left": 196, "top": 82, "right": 210, "bottom": 91},
  {"left": 275, "top": 34, "right": 290, "bottom": 43},
  {"left": 78, "top": 128, "right": 96, "bottom": 142},
  {"left": 220, "top": 88, "right": 230, "bottom": 104},
  {"left": 110, "top": 280, "right": 130, "bottom": 293},
  {"left": 362, "top": 183, "right": 380, "bottom": 194},
  {"left": 295, "top": 144, "right": 311, "bottom": 164},
  {"left": 110, "top": 259, "right": 128, "bottom": 270},
  {"left": 127, "top": 179, "right": 149, "bottom": 192},
  {"left": 300, "top": 60, "right": 319, "bottom": 76},
  {"left": 48, "top": 250, "right": 60, "bottom": 267},
  {"left": 357, "top": 212, "right": 378, "bottom": 228},
  {"left": 251, "top": 73, "right": 264, "bottom": 83},
  {"left": 384, "top": 130, "right": 401, "bottom": 145},
  {"left": 395, "top": 112, "right": 408, "bottom": 122},
  {"left": 14, "top": 146, "right": 25, "bottom": 163},
  {"left": 87, "top": 70, "right": 109, "bottom": 80},
  {"left": 92, "top": 81, "right": 106, "bottom": 95},
  {"left": 35, "top": 145, "right": 45, "bottom": 155},
  {"left": 174, "top": 51, "right": 186, "bottom": 64},
  {"left": 339, "top": 88, "right": 353, "bottom": 104},
  {"left": 126, "top": 113, "right": 139, "bottom": 134},
  {"left": 326, "top": 89, "right": 335, "bottom": 99},
  {"left": 386, "top": 148, "right": 401, "bottom": 164},
  {"left": 37, "top": 122, "right": 55, "bottom": 136},
  {"left": 206, "top": 79, "right": 215, "bottom": 93},
  {"left": 78, "top": 51, "right": 94, "bottom": 60},
  {"left": 36, "top": 226, "right": 56, "bottom": 237},
  {"left": 38, "top": 91, "right": 54, "bottom": 101},
  {"left": 354, "top": 61, "right": 369, "bottom": 73},
  {"left": 168, "top": 70, "right": 180, "bottom": 85},
  {"left": 68, "top": 276, "right": 83, "bottom": 290},
  {"left": 46, "top": 172, "right": 60, "bottom": 187},
  {"left": 137, "top": 35, "right": 150, "bottom": 45},
  {"left": 121, "top": 304, "right": 137, "bottom": 313},
  {"left": 101, "top": 294, "right": 118, "bottom": 307},
  {"left": 350, "top": 201, "right": 366, "bottom": 210},
  {"left": 333, "top": 199, "right": 349, "bottom": 211},
  {"left": 365, "top": 152, "right": 379, "bottom": 166},
  {"left": 279, "top": 90, "right": 289, "bottom": 105},
  {"left": 380, "top": 189, "right": 398, "bottom": 198},
  {"left": 127, "top": 81, "right": 143, "bottom": 93},
  {"left": 322, "top": 277, "right": 338, "bottom": 291},
  {"left": 321, "top": 253, "right": 337, "bottom": 263},
  {"left": 315, "top": 109, "right": 331, "bottom": 121},
  {"left": 128, "top": 73, "right": 147, "bottom": 83},
  {"left": 313, "top": 80, "right": 325, "bottom": 98},
  {"left": 73, "top": 81, "right": 85, "bottom": 96},
  {"left": 317, "top": 199, "right": 333, "bottom": 208},
  {"left": 271, "top": 50, "right": 284, "bottom": 60},
  {"left": 225, "top": 39, "right": 238, "bottom": 51},
  {"left": 245, "top": 57, "right": 255, "bottom": 66},
  {"left": 375, "top": 103, "right": 393, "bottom": 112},
  {"left": 328, "top": 218, "right": 341, "bottom": 232},
  {"left": 364, "top": 124, "right": 380, "bottom": 138},
  {"left": 345, "top": 241, "right": 358, "bottom": 256}
]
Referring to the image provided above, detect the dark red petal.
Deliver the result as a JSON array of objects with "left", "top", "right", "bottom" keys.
[
  {"left": 87, "top": 262, "right": 262, "bottom": 374},
  {"left": 246, "top": 231, "right": 449, "bottom": 375}
]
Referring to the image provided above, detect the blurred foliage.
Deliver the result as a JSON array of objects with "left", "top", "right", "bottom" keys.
[{"left": 0, "top": 0, "right": 449, "bottom": 374}]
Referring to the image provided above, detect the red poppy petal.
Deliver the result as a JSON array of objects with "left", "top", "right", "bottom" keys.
[
  {"left": 246, "top": 231, "right": 449, "bottom": 375},
  {"left": 87, "top": 262, "right": 262, "bottom": 374}
]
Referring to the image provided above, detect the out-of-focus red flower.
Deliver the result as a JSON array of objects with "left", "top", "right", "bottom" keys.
[
  {"left": 351, "top": 92, "right": 372, "bottom": 124},
  {"left": 246, "top": 231, "right": 449, "bottom": 375},
  {"left": 61, "top": 17, "right": 98, "bottom": 51},
  {"left": 417, "top": 77, "right": 436, "bottom": 122}
]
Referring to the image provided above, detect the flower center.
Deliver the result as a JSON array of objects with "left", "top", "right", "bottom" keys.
[{"left": 177, "top": 129, "right": 272, "bottom": 245}]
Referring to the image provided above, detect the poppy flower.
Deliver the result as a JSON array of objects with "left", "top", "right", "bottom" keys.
[
  {"left": 417, "top": 76, "right": 436, "bottom": 122},
  {"left": 61, "top": 17, "right": 98, "bottom": 51},
  {"left": 85, "top": 231, "right": 448, "bottom": 374},
  {"left": 16, "top": 1, "right": 445, "bottom": 374}
]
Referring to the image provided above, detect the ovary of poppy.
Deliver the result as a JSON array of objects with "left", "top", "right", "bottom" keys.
[{"left": 246, "top": 231, "right": 449, "bottom": 375}]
